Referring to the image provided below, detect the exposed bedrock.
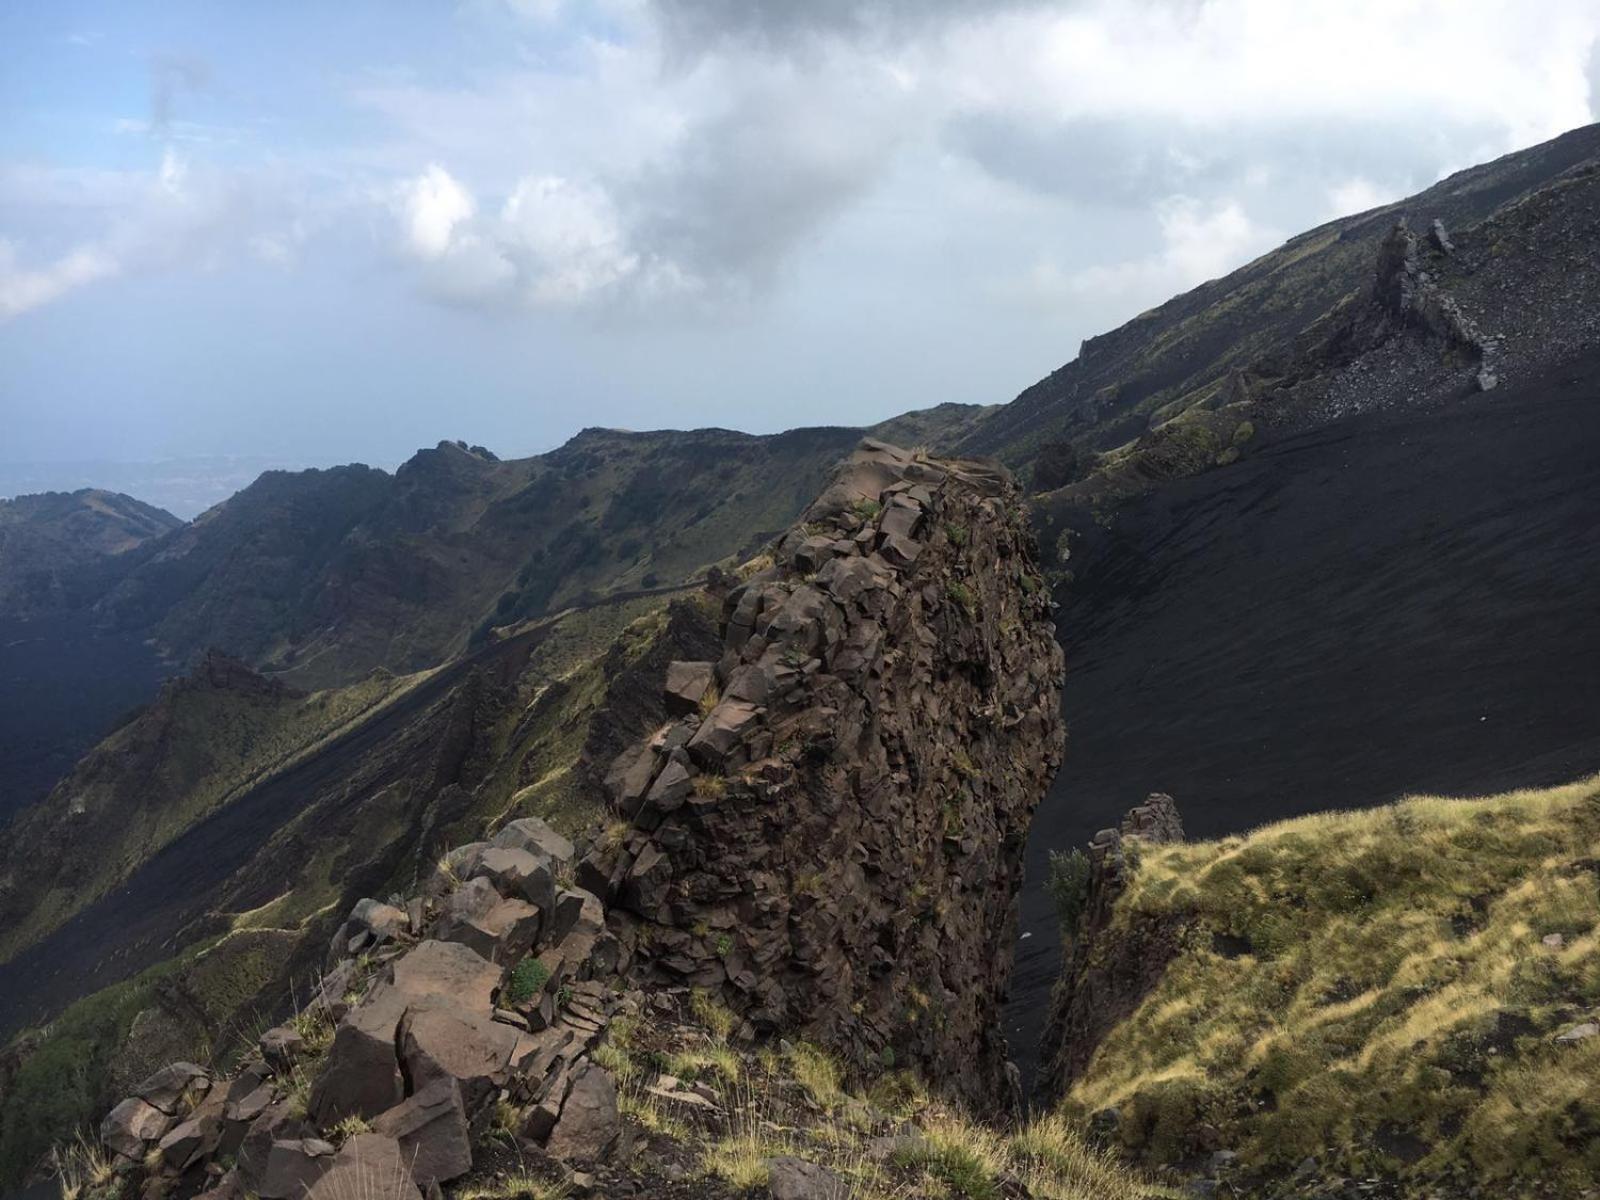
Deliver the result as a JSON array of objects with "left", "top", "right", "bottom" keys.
[{"left": 582, "top": 440, "right": 1066, "bottom": 1106}]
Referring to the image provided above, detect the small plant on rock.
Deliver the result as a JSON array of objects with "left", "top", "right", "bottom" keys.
[{"left": 504, "top": 957, "right": 550, "bottom": 1006}]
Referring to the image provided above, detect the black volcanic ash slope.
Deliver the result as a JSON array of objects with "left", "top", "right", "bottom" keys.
[{"left": 1009, "top": 343, "right": 1600, "bottom": 1079}]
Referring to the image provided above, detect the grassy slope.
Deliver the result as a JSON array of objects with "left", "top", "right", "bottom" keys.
[
  {"left": 0, "top": 596, "right": 692, "bottom": 1187},
  {"left": 1063, "top": 777, "right": 1600, "bottom": 1191},
  {"left": 0, "top": 666, "right": 421, "bottom": 962}
]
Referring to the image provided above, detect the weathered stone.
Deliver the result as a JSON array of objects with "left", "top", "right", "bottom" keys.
[
  {"left": 492, "top": 816, "right": 575, "bottom": 865},
  {"left": 258, "top": 1025, "right": 304, "bottom": 1074},
  {"left": 258, "top": 1138, "right": 337, "bottom": 1200},
  {"left": 664, "top": 660, "right": 716, "bottom": 715},
  {"left": 304, "top": 1135, "right": 421, "bottom": 1200},
  {"left": 308, "top": 989, "right": 407, "bottom": 1125},
  {"left": 475, "top": 846, "right": 556, "bottom": 914},
  {"left": 644, "top": 759, "right": 693, "bottom": 812},
  {"left": 371, "top": 1078, "right": 472, "bottom": 1188},
  {"left": 544, "top": 1063, "right": 620, "bottom": 1162},
  {"left": 685, "top": 699, "right": 761, "bottom": 767},
  {"left": 391, "top": 940, "right": 502, "bottom": 1010},
  {"left": 158, "top": 1115, "right": 220, "bottom": 1171},
  {"left": 400, "top": 1000, "right": 527, "bottom": 1111},
  {"left": 619, "top": 843, "right": 671, "bottom": 919},
  {"left": 766, "top": 1156, "right": 847, "bottom": 1200},
  {"left": 1556, "top": 1022, "right": 1599, "bottom": 1043},
  {"left": 439, "top": 897, "right": 542, "bottom": 964},
  {"left": 134, "top": 1062, "right": 209, "bottom": 1115},
  {"left": 101, "top": 1097, "right": 173, "bottom": 1160},
  {"left": 604, "top": 742, "right": 660, "bottom": 814},
  {"left": 236, "top": 1102, "right": 306, "bottom": 1191}
]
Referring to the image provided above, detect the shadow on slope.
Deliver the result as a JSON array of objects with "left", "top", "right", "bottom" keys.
[{"left": 1010, "top": 345, "right": 1600, "bottom": 1080}]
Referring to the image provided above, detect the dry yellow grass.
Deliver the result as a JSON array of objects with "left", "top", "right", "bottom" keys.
[{"left": 1063, "top": 774, "right": 1600, "bottom": 1188}]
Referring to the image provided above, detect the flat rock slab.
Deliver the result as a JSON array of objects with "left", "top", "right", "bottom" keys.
[
  {"left": 305, "top": 1134, "right": 421, "bottom": 1200},
  {"left": 392, "top": 939, "right": 502, "bottom": 1010}
]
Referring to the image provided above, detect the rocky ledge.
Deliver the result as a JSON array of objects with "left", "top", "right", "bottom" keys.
[{"left": 86, "top": 441, "right": 1066, "bottom": 1200}]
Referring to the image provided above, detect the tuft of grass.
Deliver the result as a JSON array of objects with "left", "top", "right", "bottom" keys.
[
  {"left": 690, "top": 989, "right": 737, "bottom": 1043},
  {"left": 456, "top": 1173, "right": 568, "bottom": 1200},
  {"left": 697, "top": 682, "right": 722, "bottom": 717},
  {"left": 327, "top": 1115, "right": 372, "bottom": 1143},
  {"left": 946, "top": 581, "right": 976, "bottom": 617},
  {"left": 786, "top": 1042, "right": 846, "bottom": 1110},
  {"left": 691, "top": 773, "right": 727, "bottom": 800},
  {"left": 50, "top": 1132, "right": 116, "bottom": 1200}
]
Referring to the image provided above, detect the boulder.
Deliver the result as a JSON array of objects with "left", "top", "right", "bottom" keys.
[
  {"left": 439, "top": 897, "right": 542, "bottom": 965},
  {"left": 474, "top": 846, "right": 556, "bottom": 915},
  {"left": 664, "top": 661, "right": 715, "bottom": 715},
  {"left": 604, "top": 742, "right": 660, "bottom": 815},
  {"left": 391, "top": 940, "right": 502, "bottom": 1010},
  {"left": 371, "top": 1078, "right": 472, "bottom": 1188},
  {"left": 134, "top": 1062, "right": 209, "bottom": 1115},
  {"left": 305, "top": 1134, "right": 421, "bottom": 1200},
  {"left": 258, "top": 1025, "right": 305, "bottom": 1073},
  {"left": 491, "top": 817, "right": 575, "bottom": 865},
  {"left": 258, "top": 1138, "right": 337, "bottom": 1200},
  {"left": 544, "top": 1062, "right": 620, "bottom": 1162},
  {"left": 400, "top": 1000, "right": 527, "bottom": 1111},
  {"left": 1556, "top": 1022, "right": 1599, "bottom": 1044},
  {"left": 157, "top": 1114, "right": 221, "bottom": 1171},
  {"left": 236, "top": 1102, "right": 307, "bottom": 1191},
  {"left": 308, "top": 990, "right": 406, "bottom": 1125},
  {"left": 101, "top": 1097, "right": 172, "bottom": 1160},
  {"left": 766, "top": 1156, "right": 847, "bottom": 1200},
  {"left": 685, "top": 699, "right": 762, "bottom": 767}
]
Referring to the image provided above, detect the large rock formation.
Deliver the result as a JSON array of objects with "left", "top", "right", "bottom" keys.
[
  {"left": 77, "top": 441, "right": 1066, "bottom": 1199},
  {"left": 583, "top": 440, "right": 1065, "bottom": 1104}
]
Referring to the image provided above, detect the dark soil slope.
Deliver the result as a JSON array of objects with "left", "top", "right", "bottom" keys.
[{"left": 1009, "top": 346, "right": 1600, "bottom": 1076}]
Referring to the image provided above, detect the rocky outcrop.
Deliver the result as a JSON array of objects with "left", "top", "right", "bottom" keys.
[
  {"left": 80, "top": 440, "right": 1065, "bottom": 1198},
  {"left": 582, "top": 440, "right": 1065, "bottom": 1105},
  {"left": 1034, "top": 793, "right": 1188, "bottom": 1108}
]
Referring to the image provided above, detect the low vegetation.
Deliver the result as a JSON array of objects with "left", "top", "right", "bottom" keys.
[
  {"left": 1062, "top": 775, "right": 1600, "bottom": 1192},
  {"left": 585, "top": 993, "right": 1165, "bottom": 1199}
]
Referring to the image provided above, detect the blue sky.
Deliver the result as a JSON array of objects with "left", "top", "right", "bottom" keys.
[{"left": 3, "top": 0, "right": 1598, "bottom": 488}]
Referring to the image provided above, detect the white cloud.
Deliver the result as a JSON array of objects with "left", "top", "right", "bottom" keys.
[
  {"left": 1324, "top": 177, "right": 1394, "bottom": 221},
  {"left": 400, "top": 165, "right": 476, "bottom": 260},
  {"left": 0, "top": 239, "right": 119, "bottom": 320}
]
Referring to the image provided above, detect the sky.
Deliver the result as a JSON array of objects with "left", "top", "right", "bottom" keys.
[{"left": 3, "top": 0, "right": 1599, "bottom": 495}]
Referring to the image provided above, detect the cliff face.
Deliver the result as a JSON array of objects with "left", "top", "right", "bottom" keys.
[
  {"left": 1034, "top": 794, "right": 1187, "bottom": 1108},
  {"left": 583, "top": 440, "right": 1065, "bottom": 1105}
]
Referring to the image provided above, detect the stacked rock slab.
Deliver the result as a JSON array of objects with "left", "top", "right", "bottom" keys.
[
  {"left": 95, "top": 817, "right": 625, "bottom": 1200},
  {"left": 1034, "top": 793, "right": 1188, "bottom": 1108},
  {"left": 582, "top": 439, "right": 1065, "bottom": 1105}
]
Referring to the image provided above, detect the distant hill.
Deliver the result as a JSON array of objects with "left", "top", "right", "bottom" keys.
[
  {"left": 0, "top": 406, "right": 989, "bottom": 819},
  {"left": 0, "top": 489, "right": 179, "bottom": 618}
]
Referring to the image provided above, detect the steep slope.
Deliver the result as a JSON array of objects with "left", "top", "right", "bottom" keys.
[
  {"left": 0, "top": 593, "right": 720, "bottom": 1183},
  {"left": 0, "top": 653, "right": 414, "bottom": 964},
  {"left": 960, "top": 123, "right": 1600, "bottom": 472},
  {"left": 1039, "top": 780, "right": 1600, "bottom": 1197},
  {"left": 1004, "top": 134, "right": 1600, "bottom": 1075}
]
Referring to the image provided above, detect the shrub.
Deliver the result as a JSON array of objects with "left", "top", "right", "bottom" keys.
[
  {"left": 1048, "top": 848, "right": 1093, "bottom": 936},
  {"left": 504, "top": 957, "right": 551, "bottom": 1006}
]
